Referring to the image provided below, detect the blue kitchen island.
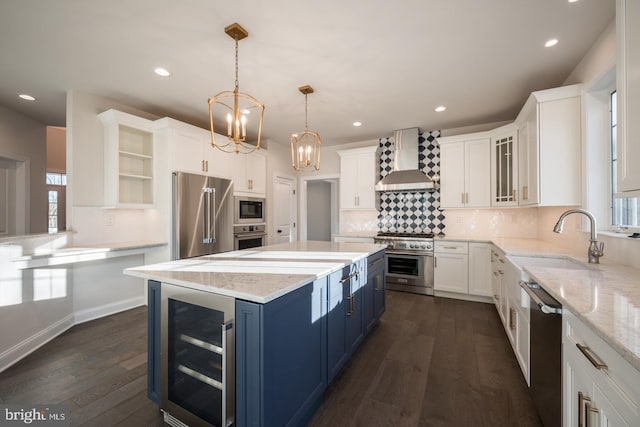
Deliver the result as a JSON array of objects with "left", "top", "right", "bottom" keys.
[{"left": 125, "top": 241, "right": 386, "bottom": 427}]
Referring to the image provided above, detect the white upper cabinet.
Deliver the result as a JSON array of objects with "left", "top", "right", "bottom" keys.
[
  {"left": 438, "top": 133, "right": 491, "bottom": 209},
  {"left": 338, "top": 146, "right": 378, "bottom": 210},
  {"left": 98, "top": 109, "right": 155, "bottom": 209},
  {"left": 154, "top": 117, "right": 232, "bottom": 180},
  {"left": 233, "top": 151, "right": 267, "bottom": 198},
  {"left": 616, "top": 0, "right": 640, "bottom": 193},
  {"left": 491, "top": 124, "right": 519, "bottom": 207},
  {"left": 515, "top": 84, "right": 582, "bottom": 206}
]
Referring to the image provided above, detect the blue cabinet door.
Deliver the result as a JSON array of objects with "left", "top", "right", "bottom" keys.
[
  {"left": 327, "top": 267, "right": 349, "bottom": 383},
  {"left": 147, "top": 280, "right": 161, "bottom": 404},
  {"left": 236, "top": 279, "right": 327, "bottom": 427},
  {"left": 373, "top": 264, "right": 386, "bottom": 320},
  {"left": 364, "top": 265, "right": 376, "bottom": 334}
]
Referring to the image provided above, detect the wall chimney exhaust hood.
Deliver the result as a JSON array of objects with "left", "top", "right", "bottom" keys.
[{"left": 375, "top": 127, "right": 438, "bottom": 192}]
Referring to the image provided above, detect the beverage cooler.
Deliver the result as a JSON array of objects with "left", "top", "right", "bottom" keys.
[{"left": 161, "top": 283, "right": 235, "bottom": 427}]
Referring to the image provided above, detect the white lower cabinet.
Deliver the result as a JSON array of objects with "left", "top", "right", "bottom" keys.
[
  {"left": 468, "top": 242, "right": 492, "bottom": 297},
  {"left": 563, "top": 310, "right": 640, "bottom": 426},
  {"left": 434, "top": 241, "right": 469, "bottom": 294},
  {"left": 503, "top": 256, "right": 529, "bottom": 383}
]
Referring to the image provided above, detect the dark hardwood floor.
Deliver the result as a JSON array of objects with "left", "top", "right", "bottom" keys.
[
  {"left": 308, "top": 291, "right": 542, "bottom": 427},
  {"left": 0, "top": 291, "right": 541, "bottom": 427},
  {"left": 0, "top": 307, "right": 164, "bottom": 426}
]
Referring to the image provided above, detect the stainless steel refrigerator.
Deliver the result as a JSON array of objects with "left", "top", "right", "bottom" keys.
[{"left": 172, "top": 172, "right": 234, "bottom": 260}]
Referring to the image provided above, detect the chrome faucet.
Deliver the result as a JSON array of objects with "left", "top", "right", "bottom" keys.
[{"left": 553, "top": 208, "right": 604, "bottom": 264}]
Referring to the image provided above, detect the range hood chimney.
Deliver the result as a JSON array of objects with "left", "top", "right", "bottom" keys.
[{"left": 375, "top": 127, "right": 438, "bottom": 192}]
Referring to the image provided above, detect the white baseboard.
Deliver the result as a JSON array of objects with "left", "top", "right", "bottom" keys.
[
  {"left": 0, "top": 314, "right": 74, "bottom": 373},
  {"left": 434, "top": 291, "right": 493, "bottom": 304},
  {"left": 74, "top": 296, "right": 145, "bottom": 324}
]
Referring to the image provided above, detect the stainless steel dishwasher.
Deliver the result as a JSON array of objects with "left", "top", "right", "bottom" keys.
[{"left": 520, "top": 280, "right": 562, "bottom": 427}]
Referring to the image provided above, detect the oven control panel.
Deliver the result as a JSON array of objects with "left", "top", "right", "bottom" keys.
[
  {"left": 395, "top": 241, "right": 433, "bottom": 251},
  {"left": 375, "top": 238, "right": 433, "bottom": 252}
]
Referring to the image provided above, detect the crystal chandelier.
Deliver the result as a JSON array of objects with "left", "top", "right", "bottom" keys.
[
  {"left": 291, "top": 85, "right": 322, "bottom": 171},
  {"left": 208, "top": 23, "right": 264, "bottom": 154}
]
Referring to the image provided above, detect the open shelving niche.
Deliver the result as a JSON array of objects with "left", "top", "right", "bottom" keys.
[{"left": 98, "top": 109, "right": 155, "bottom": 208}]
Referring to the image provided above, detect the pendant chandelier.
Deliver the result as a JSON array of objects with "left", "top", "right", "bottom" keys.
[
  {"left": 208, "top": 23, "right": 264, "bottom": 154},
  {"left": 291, "top": 85, "right": 322, "bottom": 171}
]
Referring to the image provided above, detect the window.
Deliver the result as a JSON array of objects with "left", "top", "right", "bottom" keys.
[
  {"left": 611, "top": 91, "right": 640, "bottom": 228},
  {"left": 46, "top": 172, "right": 66, "bottom": 234}
]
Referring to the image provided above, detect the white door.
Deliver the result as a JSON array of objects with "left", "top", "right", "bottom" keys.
[{"left": 274, "top": 176, "right": 295, "bottom": 243}]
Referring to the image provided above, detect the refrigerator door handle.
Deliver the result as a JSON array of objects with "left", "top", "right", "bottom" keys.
[
  {"left": 203, "top": 187, "right": 214, "bottom": 244},
  {"left": 210, "top": 187, "right": 216, "bottom": 244}
]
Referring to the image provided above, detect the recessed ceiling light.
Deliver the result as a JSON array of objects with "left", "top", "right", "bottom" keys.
[
  {"left": 545, "top": 38, "right": 559, "bottom": 48},
  {"left": 353, "top": 121, "right": 362, "bottom": 127},
  {"left": 18, "top": 94, "right": 36, "bottom": 101},
  {"left": 435, "top": 106, "right": 446, "bottom": 112},
  {"left": 568, "top": 0, "right": 579, "bottom": 3},
  {"left": 154, "top": 67, "right": 172, "bottom": 77}
]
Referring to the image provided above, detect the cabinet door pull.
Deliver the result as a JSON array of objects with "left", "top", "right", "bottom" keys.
[
  {"left": 578, "top": 391, "right": 588, "bottom": 427},
  {"left": 346, "top": 295, "right": 353, "bottom": 316},
  {"left": 202, "top": 159, "right": 205, "bottom": 172},
  {"left": 576, "top": 343, "right": 608, "bottom": 370},
  {"left": 513, "top": 189, "right": 517, "bottom": 200},
  {"left": 205, "top": 160, "right": 209, "bottom": 172},
  {"left": 509, "top": 308, "right": 516, "bottom": 331},
  {"left": 461, "top": 192, "right": 465, "bottom": 204},
  {"left": 340, "top": 271, "right": 359, "bottom": 284},
  {"left": 585, "top": 400, "right": 598, "bottom": 427},
  {"left": 375, "top": 275, "right": 382, "bottom": 291},
  {"left": 466, "top": 192, "right": 469, "bottom": 204},
  {"left": 523, "top": 185, "right": 528, "bottom": 200}
]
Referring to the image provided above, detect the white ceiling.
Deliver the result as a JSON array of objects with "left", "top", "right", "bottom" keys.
[{"left": 0, "top": 0, "right": 614, "bottom": 146}]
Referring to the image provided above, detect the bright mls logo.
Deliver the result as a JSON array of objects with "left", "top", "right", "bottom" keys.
[{"left": 0, "top": 405, "right": 68, "bottom": 426}]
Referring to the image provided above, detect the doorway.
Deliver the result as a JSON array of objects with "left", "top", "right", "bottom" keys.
[
  {"left": 299, "top": 174, "right": 339, "bottom": 241},
  {"left": 0, "top": 154, "right": 28, "bottom": 236}
]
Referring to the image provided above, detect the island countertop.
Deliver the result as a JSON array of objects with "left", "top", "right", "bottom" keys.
[{"left": 124, "top": 241, "right": 386, "bottom": 304}]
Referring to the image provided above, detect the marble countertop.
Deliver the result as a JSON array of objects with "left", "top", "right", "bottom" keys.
[
  {"left": 11, "top": 241, "right": 167, "bottom": 269},
  {"left": 472, "top": 237, "right": 640, "bottom": 372},
  {"left": 124, "top": 241, "right": 386, "bottom": 304}
]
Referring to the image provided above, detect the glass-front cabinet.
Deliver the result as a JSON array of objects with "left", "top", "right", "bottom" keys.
[
  {"left": 161, "top": 283, "right": 235, "bottom": 427},
  {"left": 491, "top": 124, "right": 519, "bottom": 207}
]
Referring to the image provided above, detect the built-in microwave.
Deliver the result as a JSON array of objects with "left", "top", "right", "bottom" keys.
[{"left": 235, "top": 196, "right": 265, "bottom": 224}]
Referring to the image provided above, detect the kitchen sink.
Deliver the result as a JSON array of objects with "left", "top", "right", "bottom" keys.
[{"left": 510, "top": 255, "right": 592, "bottom": 270}]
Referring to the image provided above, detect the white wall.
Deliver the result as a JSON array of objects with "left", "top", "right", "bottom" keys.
[
  {"left": 0, "top": 233, "right": 74, "bottom": 372},
  {"left": 73, "top": 255, "right": 145, "bottom": 324}
]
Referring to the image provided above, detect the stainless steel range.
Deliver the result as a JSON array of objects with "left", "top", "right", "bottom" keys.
[{"left": 373, "top": 232, "right": 435, "bottom": 296}]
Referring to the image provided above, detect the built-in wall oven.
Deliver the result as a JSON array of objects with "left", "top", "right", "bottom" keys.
[
  {"left": 235, "top": 196, "right": 265, "bottom": 224},
  {"left": 234, "top": 223, "right": 267, "bottom": 250},
  {"left": 161, "top": 283, "right": 235, "bottom": 427},
  {"left": 374, "top": 232, "right": 434, "bottom": 296}
]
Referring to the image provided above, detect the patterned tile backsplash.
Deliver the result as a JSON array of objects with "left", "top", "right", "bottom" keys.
[{"left": 377, "top": 130, "right": 446, "bottom": 234}]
